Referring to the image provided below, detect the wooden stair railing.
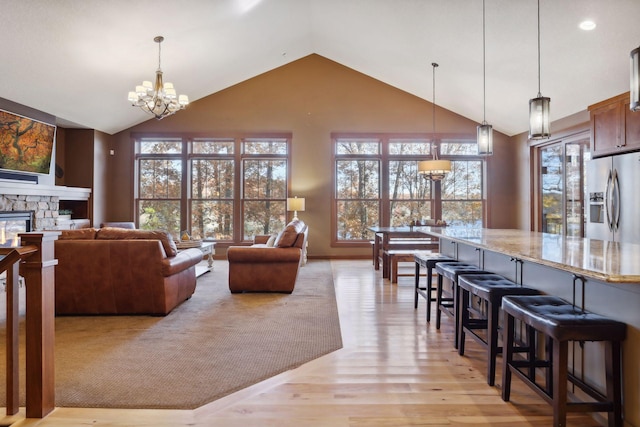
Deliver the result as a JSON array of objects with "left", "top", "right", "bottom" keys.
[{"left": 1, "top": 232, "right": 59, "bottom": 419}]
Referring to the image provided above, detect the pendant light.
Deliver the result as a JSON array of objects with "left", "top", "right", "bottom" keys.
[
  {"left": 418, "top": 62, "right": 451, "bottom": 181},
  {"left": 631, "top": 46, "right": 640, "bottom": 112},
  {"left": 528, "top": 0, "right": 551, "bottom": 139},
  {"left": 477, "top": 0, "right": 493, "bottom": 155}
]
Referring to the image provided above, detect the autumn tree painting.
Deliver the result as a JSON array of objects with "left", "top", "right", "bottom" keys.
[{"left": 0, "top": 110, "right": 55, "bottom": 174}]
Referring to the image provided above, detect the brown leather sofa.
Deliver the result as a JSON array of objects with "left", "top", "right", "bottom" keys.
[
  {"left": 227, "top": 219, "right": 308, "bottom": 293},
  {"left": 54, "top": 227, "right": 203, "bottom": 315}
]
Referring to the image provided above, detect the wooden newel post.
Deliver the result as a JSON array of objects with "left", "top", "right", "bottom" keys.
[{"left": 18, "top": 231, "right": 59, "bottom": 418}]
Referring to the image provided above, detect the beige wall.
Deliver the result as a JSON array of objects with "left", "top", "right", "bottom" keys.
[{"left": 109, "top": 54, "right": 519, "bottom": 257}]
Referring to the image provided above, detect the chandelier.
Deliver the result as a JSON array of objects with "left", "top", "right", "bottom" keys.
[
  {"left": 418, "top": 62, "right": 451, "bottom": 181},
  {"left": 127, "top": 36, "right": 189, "bottom": 120}
]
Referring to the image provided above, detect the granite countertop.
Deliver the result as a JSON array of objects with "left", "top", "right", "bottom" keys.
[{"left": 418, "top": 227, "right": 640, "bottom": 283}]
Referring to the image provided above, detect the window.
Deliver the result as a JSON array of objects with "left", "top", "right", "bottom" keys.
[
  {"left": 335, "top": 138, "right": 380, "bottom": 240},
  {"left": 388, "top": 139, "right": 432, "bottom": 226},
  {"left": 441, "top": 160, "right": 483, "bottom": 227},
  {"left": 135, "top": 134, "right": 290, "bottom": 243},
  {"left": 137, "top": 139, "right": 183, "bottom": 236},
  {"left": 333, "top": 134, "right": 484, "bottom": 245}
]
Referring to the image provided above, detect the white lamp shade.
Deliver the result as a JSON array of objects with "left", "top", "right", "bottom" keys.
[
  {"left": 631, "top": 46, "right": 640, "bottom": 112},
  {"left": 477, "top": 123, "right": 493, "bottom": 155},
  {"left": 529, "top": 95, "right": 551, "bottom": 139},
  {"left": 418, "top": 160, "right": 451, "bottom": 174},
  {"left": 287, "top": 197, "right": 305, "bottom": 212}
]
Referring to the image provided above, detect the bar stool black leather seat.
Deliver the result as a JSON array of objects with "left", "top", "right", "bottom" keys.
[
  {"left": 457, "top": 273, "right": 541, "bottom": 386},
  {"left": 501, "top": 295, "right": 627, "bottom": 427},
  {"left": 414, "top": 253, "right": 455, "bottom": 322},
  {"left": 434, "top": 262, "right": 490, "bottom": 349}
]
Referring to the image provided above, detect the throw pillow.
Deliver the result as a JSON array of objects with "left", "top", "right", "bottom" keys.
[
  {"left": 266, "top": 234, "right": 277, "bottom": 247},
  {"left": 274, "top": 219, "right": 305, "bottom": 248},
  {"left": 96, "top": 227, "right": 178, "bottom": 257}
]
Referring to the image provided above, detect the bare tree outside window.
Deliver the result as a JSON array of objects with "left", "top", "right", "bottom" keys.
[
  {"left": 135, "top": 135, "right": 290, "bottom": 243},
  {"left": 333, "top": 135, "right": 484, "bottom": 244}
]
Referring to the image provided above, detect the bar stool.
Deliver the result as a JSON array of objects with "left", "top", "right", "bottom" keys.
[
  {"left": 501, "top": 295, "right": 627, "bottom": 427},
  {"left": 414, "top": 253, "right": 455, "bottom": 322},
  {"left": 457, "top": 273, "right": 541, "bottom": 386},
  {"left": 434, "top": 262, "right": 490, "bottom": 349}
]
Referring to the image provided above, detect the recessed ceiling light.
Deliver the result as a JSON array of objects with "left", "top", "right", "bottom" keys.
[{"left": 579, "top": 20, "right": 596, "bottom": 31}]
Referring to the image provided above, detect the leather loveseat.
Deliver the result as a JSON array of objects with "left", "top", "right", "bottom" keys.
[
  {"left": 227, "top": 218, "right": 308, "bottom": 293},
  {"left": 54, "top": 227, "right": 203, "bottom": 315}
]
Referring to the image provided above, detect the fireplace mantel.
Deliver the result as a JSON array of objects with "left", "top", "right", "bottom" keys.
[{"left": 0, "top": 181, "right": 90, "bottom": 200}]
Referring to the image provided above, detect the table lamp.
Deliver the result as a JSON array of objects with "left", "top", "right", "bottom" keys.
[{"left": 286, "top": 196, "right": 305, "bottom": 219}]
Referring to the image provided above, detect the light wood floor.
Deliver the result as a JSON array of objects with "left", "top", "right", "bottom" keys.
[{"left": 4, "top": 260, "right": 601, "bottom": 427}]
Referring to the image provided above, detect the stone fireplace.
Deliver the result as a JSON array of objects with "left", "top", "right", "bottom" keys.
[
  {"left": 0, "top": 194, "right": 60, "bottom": 232},
  {"left": 0, "top": 181, "right": 91, "bottom": 232},
  {"left": 0, "top": 210, "right": 33, "bottom": 247}
]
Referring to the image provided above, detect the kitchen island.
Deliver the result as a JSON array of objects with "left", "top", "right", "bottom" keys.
[{"left": 418, "top": 227, "right": 640, "bottom": 427}]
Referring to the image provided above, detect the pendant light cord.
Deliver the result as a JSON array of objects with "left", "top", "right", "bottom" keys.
[
  {"left": 537, "top": 0, "right": 541, "bottom": 97},
  {"left": 482, "top": 0, "right": 486, "bottom": 124}
]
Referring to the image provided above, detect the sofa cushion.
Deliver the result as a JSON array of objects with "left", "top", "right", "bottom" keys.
[
  {"left": 59, "top": 228, "right": 98, "bottom": 240},
  {"left": 274, "top": 219, "right": 305, "bottom": 248},
  {"left": 96, "top": 227, "right": 178, "bottom": 257},
  {"left": 266, "top": 234, "right": 278, "bottom": 247}
]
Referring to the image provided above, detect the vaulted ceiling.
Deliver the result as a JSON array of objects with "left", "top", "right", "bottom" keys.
[{"left": 2, "top": 0, "right": 640, "bottom": 136}]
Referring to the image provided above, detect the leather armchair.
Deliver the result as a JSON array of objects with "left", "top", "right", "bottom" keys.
[{"left": 227, "top": 219, "right": 308, "bottom": 293}]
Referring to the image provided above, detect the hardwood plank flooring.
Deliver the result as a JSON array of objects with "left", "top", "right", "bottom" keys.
[{"left": 3, "top": 260, "right": 601, "bottom": 426}]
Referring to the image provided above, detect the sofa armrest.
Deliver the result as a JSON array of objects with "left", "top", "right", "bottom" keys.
[
  {"left": 162, "top": 248, "right": 203, "bottom": 276},
  {"left": 227, "top": 246, "right": 301, "bottom": 263}
]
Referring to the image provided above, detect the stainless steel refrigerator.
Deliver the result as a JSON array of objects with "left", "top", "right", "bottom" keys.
[{"left": 586, "top": 151, "right": 640, "bottom": 243}]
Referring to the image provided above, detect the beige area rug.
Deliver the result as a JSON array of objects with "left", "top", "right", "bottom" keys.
[{"left": 0, "top": 260, "right": 342, "bottom": 409}]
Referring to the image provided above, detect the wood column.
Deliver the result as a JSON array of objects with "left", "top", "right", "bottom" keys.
[{"left": 18, "top": 231, "right": 59, "bottom": 418}]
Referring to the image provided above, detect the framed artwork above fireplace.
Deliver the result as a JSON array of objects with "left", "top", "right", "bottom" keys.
[{"left": 0, "top": 109, "right": 56, "bottom": 179}]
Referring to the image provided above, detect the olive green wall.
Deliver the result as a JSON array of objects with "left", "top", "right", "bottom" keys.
[{"left": 108, "top": 54, "right": 519, "bottom": 257}]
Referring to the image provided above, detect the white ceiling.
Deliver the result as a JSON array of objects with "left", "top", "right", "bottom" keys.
[{"left": 2, "top": 0, "right": 639, "bottom": 136}]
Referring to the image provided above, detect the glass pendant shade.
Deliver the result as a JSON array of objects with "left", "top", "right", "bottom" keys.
[
  {"left": 631, "top": 46, "right": 640, "bottom": 112},
  {"left": 477, "top": 123, "right": 493, "bottom": 155},
  {"left": 529, "top": 95, "right": 551, "bottom": 139}
]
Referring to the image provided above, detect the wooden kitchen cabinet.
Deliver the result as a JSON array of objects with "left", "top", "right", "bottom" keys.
[{"left": 589, "top": 92, "right": 640, "bottom": 157}]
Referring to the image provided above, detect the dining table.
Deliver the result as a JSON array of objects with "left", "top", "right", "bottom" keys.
[{"left": 367, "top": 226, "right": 438, "bottom": 277}]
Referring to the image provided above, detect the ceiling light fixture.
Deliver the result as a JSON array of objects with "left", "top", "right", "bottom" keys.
[
  {"left": 127, "top": 36, "right": 189, "bottom": 120},
  {"left": 528, "top": 0, "right": 551, "bottom": 140},
  {"left": 631, "top": 46, "right": 640, "bottom": 112},
  {"left": 579, "top": 20, "right": 596, "bottom": 31},
  {"left": 477, "top": 0, "right": 493, "bottom": 155},
  {"left": 418, "top": 62, "right": 451, "bottom": 181}
]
